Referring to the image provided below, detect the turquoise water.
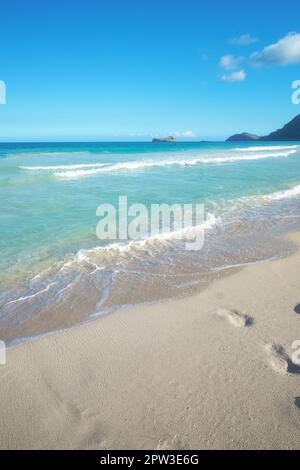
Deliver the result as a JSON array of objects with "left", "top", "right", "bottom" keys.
[{"left": 1, "top": 141, "right": 300, "bottom": 343}]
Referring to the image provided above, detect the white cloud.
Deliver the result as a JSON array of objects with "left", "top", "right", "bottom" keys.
[
  {"left": 221, "top": 69, "right": 246, "bottom": 83},
  {"left": 230, "top": 34, "right": 259, "bottom": 46},
  {"left": 219, "top": 54, "right": 244, "bottom": 70},
  {"left": 182, "top": 130, "right": 195, "bottom": 138},
  {"left": 251, "top": 32, "right": 300, "bottom": 66},
  {"left": 174, "top": 130, "right": 195, "bottom": 138}
]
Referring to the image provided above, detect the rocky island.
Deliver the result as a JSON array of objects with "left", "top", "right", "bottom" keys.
[{"left": 152, "top": 136, "right": 177, "bottom": 142}]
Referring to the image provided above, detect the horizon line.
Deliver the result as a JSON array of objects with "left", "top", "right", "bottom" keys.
[{"left": 0, "top": 139, "right": 223, "bottom": 144}]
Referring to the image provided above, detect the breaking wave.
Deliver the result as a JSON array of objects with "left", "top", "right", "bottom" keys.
[
  {"left": 20, "top": 163, "right": 107, "bottom": 171},
  {"left": 45, "top": 149, "right": 297, "bottom": 179},
  {"left": 233, "top": 145, "right": 299, "bottom": 152},
  {"left": 265, "top": 184, "right": 300, "bottom": 201}
]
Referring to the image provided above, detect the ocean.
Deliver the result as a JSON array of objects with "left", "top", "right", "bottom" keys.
[{"left": 1, "top": 141, "right": 300, "bottom": 344}]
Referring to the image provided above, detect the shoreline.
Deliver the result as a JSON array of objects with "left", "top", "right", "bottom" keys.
[
  {"left": 4, "top": 251, "right": 289, "bottom": 349},
  {"left": 0, "top": 232, "right": 299, "bottom": 449},
  {"left": 2, "top": 215, "right": 298, "bottom": 347},
  {"left": 2, "top": 140, "right": 300, "bottom": 344}
]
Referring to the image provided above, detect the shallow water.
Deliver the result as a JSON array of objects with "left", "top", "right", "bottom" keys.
[{"left": 1, "top": 141, "right": 300, "bottom": 343}]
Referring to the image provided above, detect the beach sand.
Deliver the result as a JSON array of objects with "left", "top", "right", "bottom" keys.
[{"left": 0, "top": 233, "right": 300, "bottom": 450}]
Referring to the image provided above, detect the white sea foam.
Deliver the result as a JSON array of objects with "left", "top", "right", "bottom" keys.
[
  {"left": 20, "top": 163, "right": 107, "bottom": 171},
  {"left": 233, "top": 145, "right": 299, "bottom": 152},
  {"left": 54, "top": 160, "right": 183, "bottom": 177},
  {"left": 76, "top": 212, "right": 219, "bottom": 267},
  {"left": 202, "top": 149, "right": 296, "bottom": 163},
  {"left": 265, "top": 184, "right": 300, "bottom": 201},
  {"left": 221, "top": 183, "right": 300, "bottom": 209},
  {"left": 54, "top": 150, "right": 296, "bottom": 178},
  {"left": 5, "top": 282, "right": 56, "bottom": 305}
]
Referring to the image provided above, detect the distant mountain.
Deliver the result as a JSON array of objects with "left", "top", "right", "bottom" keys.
[
  {"left": 227, "top": 115, "right": 300, "bottom": 142},
  {"left": 227, "top": 132, "right": 259, "bottom": 142},
  {"left": 152, "top": 136, "right": 176, "bottom": 142},
  {"left": 260, "top": 115, "right": 300, "bottom": 141}
]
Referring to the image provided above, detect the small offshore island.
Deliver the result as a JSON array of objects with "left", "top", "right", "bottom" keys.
[{"left": 152, "top": 136, "right": 177, "bottom": 142}]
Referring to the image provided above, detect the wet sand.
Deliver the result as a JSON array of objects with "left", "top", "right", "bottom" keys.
[{"left": 0, "top": 233, "right": 300, "bottom": 449}]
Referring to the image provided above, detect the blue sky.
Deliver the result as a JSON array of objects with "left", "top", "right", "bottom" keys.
[{"left": 1, "top": 0, "right": 300, "bottom": 141}]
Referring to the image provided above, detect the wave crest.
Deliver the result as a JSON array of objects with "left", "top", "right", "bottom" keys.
[
  {"left": 265, "top": 184, "right": 300, "bottom": 201},
  {"left": 233, "top": 145, "right": 299, "bottom": 152},
  {"left": 52, "top": 150, "right": 296, "bottom": 179}
]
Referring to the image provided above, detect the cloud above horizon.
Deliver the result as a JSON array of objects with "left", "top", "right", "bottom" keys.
[
  {"left": 251, "top": 32, "right": 300, "bottom": 66},
  {"left": 174, "top": 130, "right": 195, "bottom": 138},
  {"left": 221, "top": 69, "right": 246, "bottom": 83},
  {"left": 219, "top": 32, "right": 300, "bottom": 83},
  {"left": 230, "top": 34, "right": 259, "bottom": 46},
  {"left": 220, "top": 54, "right": 244, "bottom": 70}
]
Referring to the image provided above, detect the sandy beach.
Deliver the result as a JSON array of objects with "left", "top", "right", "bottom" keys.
[{"left": 0, "top": 232, "right": 299, "bottom": 450}]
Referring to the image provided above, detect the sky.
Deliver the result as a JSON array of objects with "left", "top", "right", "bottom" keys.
[{"left": 1, "top": 0, "right": 300, "bottom": 141}]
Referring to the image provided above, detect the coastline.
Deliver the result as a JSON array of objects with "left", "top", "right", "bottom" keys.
[
  {"left": 0, "top": 232, "right": 300, "bottom": 449},
  {"left": 2, "top": 141, "right": 300, "bottom": 344}
]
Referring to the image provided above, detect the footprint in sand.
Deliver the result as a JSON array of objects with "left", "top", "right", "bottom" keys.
[
  {"left": 217, "top": 308, "right": 253, "bottom": 328},
  {"left": 265, "top": 342, "right": 300, "bottom": 375},
  {"left": 156, "top": 436, "right": 187, "bottom": 450},
  {"left": 294, "top": 304, "right": 300, "bottom": 315}
]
